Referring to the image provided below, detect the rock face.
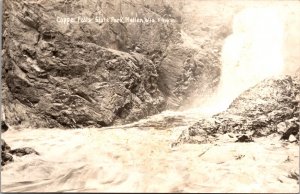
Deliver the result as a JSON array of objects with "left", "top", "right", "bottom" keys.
[
  {"left": 4, "top": 0, "right": 299, "bottom": 129},
  {"left": 2, "top": 0, "right": 171, "bottom": 128},
  {"left": 174, "top": 76, "right": 300, "bottom": 145},
  {"left": 2, "top": 0, "right": 225, "bottom": 128},
  {"left": 3, "top": 35, "right": 166, "bottom": 128}
]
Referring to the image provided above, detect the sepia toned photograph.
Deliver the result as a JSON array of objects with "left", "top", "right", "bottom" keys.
[{"left": 1, "top": 0, "right": 299, "bottom": 193}]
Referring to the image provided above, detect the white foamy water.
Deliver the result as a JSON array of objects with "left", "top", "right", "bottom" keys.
[
  {"left": 1, "top": 110, "right": 299, "bottom": 192},
  {"left": 207, "top": 7, "right": 285, "bottom": 112}
]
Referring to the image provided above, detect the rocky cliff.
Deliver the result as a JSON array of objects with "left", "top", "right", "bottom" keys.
[
  {"left": 2, "top": 0, "right": 299, "bottom": 129},
  {"left": 2, "top": 0, "right": 226, "bottom": 128}
]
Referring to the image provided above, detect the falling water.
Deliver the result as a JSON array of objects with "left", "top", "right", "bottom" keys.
[{"left": 203, "top": 7, "right": 285, "bottom": 114}]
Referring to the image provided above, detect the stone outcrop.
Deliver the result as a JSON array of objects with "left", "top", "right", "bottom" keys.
[
  {"left": 173, "top": 76, "right": 300, "bottom": 146},
  {"left": 3, "top": 35, "right": 166, "bottom": 128},
  {"left": 2, "top": 0, "right": 172, "bottom": 128},
  {"left": 1, "top": 139, "right": 13, "bottom": 166},
  {"left": 1, "top": 121, "right": 9, "bottom": 133},
  {"left": 2, "top": 0, "right": 226, "bottom": 128}
]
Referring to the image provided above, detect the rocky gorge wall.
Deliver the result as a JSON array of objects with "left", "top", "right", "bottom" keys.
[
  {"left": 2, "top": 0, "right": 300, "bottom": 129},
  {"left": 1, "top": 0, "right": 226, "bottom": 128}
]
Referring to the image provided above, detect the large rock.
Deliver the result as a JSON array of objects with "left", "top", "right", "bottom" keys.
[
  {"left": 10, "top": 147, "right": 40, "bottom": 157},
  {"left": 1, "top": 139, "right": 13, "bottom": 166},
  {"left": 2, "top": 0, "right": 173, "bottom": 128},
  {"left": 1, "top": 121, "right": 9, "bottom": 133},
  {"left": 3, "top": 38, "right": 166, "bottom": 128},
  {"left": 173, "top": 76, "right": 300, "bottom": 145},
  {"left": 2, "top": 0, "right": 228, "bottom": 128}
]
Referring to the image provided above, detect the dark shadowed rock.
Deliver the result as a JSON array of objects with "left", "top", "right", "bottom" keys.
[
  {"left": 10, "top": 147, "right": 40, "bottom": 157},
  {"left": 1, "top": 121, "right": 9, "bottom": 133},
  {"left": 235, "top": 135, "right": 254, "bottom": 143},
  {"left": 1, "top": 139, "right": 11, "bottom": 152},
  {"left": 1, "top": 123, "right": 14, "bottom": 166},
  {"left": 174, "top": 76, "right": 300, "bottom": 145},
  {"left": 1, "top": 139, "right": 13, "bottom": 166},
  {"left": 280, "top": 122, "right": 299, "bottom": 141},
  {"left": 1, "top": 152, "right": 13, "bottom": 166}
]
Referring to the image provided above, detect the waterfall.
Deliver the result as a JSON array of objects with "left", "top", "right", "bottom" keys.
[{"left": 201, "top": 7, "right": 285, "bottom": 114}]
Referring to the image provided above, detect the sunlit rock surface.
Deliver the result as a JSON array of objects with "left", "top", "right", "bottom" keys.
[{"left": 174, "top": 76, "right": 300, "bottom": 145}]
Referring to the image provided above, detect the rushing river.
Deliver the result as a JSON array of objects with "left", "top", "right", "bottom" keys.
[{"left": 1, "top": 109, "right": 299, "bottom": 193}]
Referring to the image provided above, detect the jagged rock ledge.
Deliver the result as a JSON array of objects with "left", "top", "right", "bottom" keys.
[{"left": 173, "top": 76, "right": 300, "bottom": 146}]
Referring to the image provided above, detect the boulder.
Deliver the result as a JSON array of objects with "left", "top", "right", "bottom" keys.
[
  {"left": 288, "top": 135, "right": 297, "bottom": 143},
  {"left": 173, "top": 76, "right": 300, "bottom": 146},
  {"left": 1, "top": 138, "right": 11, "bottom": 152},
  {"left": 1, "top": 121, "right": 9, "bottom": 133},
  {"left": 235, "top": 135, "right": 254, "bottom": 143},
  {"left": 1, "top": 152, "right": 13, "bottom": 166},
  {"left": 1, "top": 139, "right": 13, "bottom": 166},
  {"left": 281, "top": 122, "right": 299, "bottom": 141},
  {"left": 10, "top": 147, "right": 40, "bottom": 157}
]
